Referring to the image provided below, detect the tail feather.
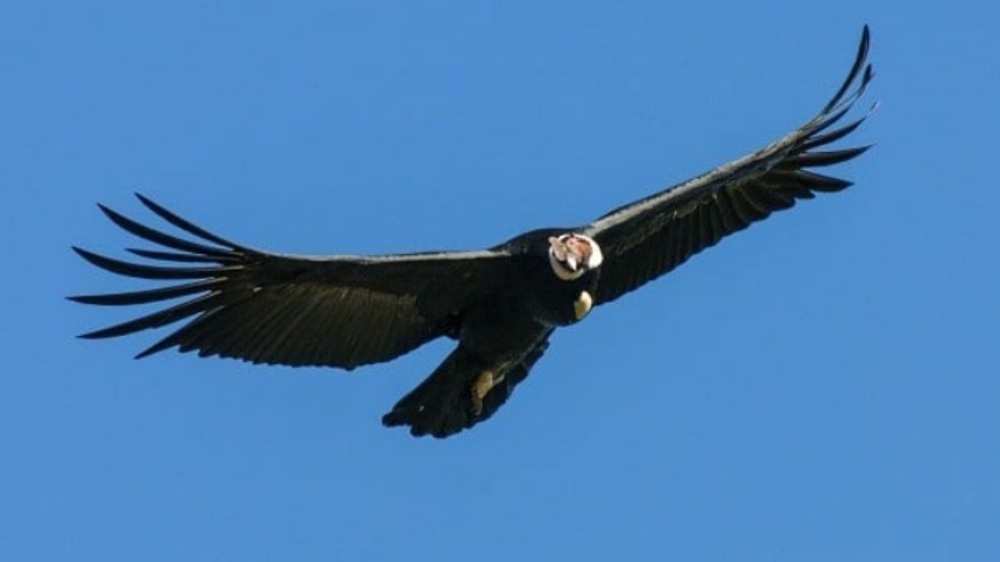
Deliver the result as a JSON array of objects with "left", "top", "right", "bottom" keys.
[{"left": 382, "top": 334, "right": 552, "bottom": 438}]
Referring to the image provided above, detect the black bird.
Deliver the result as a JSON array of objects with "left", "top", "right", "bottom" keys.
[{"left": 71, "top": 27, "right": 874, "bottom": 438}]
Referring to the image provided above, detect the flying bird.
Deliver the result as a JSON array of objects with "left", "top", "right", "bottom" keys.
[{"left": 71, "top": 27, "right": 875, "bottom": 438}]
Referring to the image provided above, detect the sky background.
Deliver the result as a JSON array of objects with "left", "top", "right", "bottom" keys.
[{"left": 3, "top": 2, "right": 998, "bottom": 561}]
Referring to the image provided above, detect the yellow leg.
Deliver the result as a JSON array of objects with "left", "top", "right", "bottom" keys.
[{"left": 470, "top": 370, "right": 500, "bottom": 417}]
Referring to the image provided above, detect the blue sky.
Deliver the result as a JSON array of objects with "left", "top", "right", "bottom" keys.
[{"left": 3, "top": 1, "right": 998, "bottom": 560}]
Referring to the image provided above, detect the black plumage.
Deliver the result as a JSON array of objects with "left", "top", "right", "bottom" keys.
[{"left": 71, "top": 27, "right": 875, "bottom": 438}]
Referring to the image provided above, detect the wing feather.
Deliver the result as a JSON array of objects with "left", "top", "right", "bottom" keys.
[
  {"left": 71, "top": 194, "right": 512, "bottom": 369},
  {"left": 584, "top": 26, "right": 874, "bottom": 305}
]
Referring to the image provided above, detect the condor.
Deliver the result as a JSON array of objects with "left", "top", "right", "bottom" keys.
[{"left": 71, "top": 27, "right": 874, "bottom": 438}]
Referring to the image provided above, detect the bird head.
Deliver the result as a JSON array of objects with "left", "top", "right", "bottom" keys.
[{"left": 548, "top": 233, "right": 603, "bottom": 281}]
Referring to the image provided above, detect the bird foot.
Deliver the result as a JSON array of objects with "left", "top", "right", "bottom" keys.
[{"left": 470, "top": 370, "right": 503, "bottom": 417}]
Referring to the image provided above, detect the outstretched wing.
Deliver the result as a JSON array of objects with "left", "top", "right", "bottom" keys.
[
  {"left": 583, "top": 26, "right": 874, "bottom": 305},
  {"left": 70, "top": 194, "right": 513, "bottom": 369}
]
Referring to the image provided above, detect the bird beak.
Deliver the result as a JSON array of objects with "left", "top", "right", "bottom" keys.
[{"left": 566, "top": 255, "right": 578, "bottom": 272}]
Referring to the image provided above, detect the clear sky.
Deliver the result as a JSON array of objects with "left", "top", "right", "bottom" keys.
[{"left": 3, "top": 2, "right": 998, "bottom": 561}]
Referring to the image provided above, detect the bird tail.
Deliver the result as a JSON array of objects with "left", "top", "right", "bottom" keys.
[{"left": 381, "top": 335, "right": 551, "bottom": 438}]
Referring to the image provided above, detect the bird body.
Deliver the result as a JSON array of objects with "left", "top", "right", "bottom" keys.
[{"left": 72, "top": 27, "right": 875, "bottom": 437}]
